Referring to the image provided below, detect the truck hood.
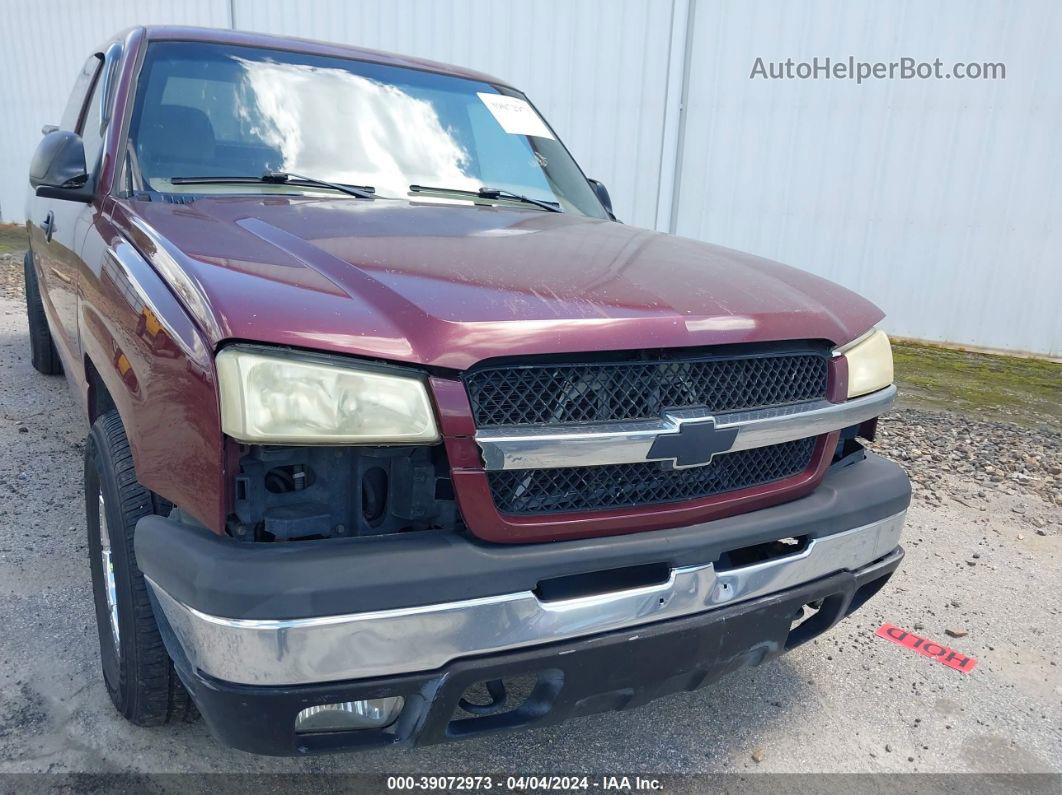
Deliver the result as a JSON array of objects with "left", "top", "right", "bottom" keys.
[{"left": 116, "top": 196, "right": 883, "bottom": 369}]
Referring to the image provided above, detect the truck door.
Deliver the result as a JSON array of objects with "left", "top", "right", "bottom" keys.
[{"left": 28, "top": 53, "right": 105, "bottom": 366}]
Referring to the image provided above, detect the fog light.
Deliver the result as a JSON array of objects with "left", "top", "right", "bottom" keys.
[{"left": 294, "top": 696, "right": 404, "bottom": 733}]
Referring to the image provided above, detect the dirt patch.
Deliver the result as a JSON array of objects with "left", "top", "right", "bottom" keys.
[
  {"left": 960, "top": 734, "right": 1055, "bottom": 774},
  {"left": 0, "top": 682, "right": 48, "bottom": 740},
  {"left": 0, "top": 225, "right": 27, "bottom": 300},
  {"left": 0, "top": 252, "right": 25, "bottom": 301},
  {"left": 0, "top": 224, "right": 28, "bottom": 256}
]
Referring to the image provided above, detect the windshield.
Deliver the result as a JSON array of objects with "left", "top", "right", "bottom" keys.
[{"left": 128, "top": 42, "right": 608, "bottom": 217}]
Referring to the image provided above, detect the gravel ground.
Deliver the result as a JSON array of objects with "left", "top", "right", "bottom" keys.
[
  {"left": 871, "top": 409, "right": 1062, "bottom": 515},
  {"left": 0, "top": 252, "right": 25, "bottom": 300},
  {"left": 0, "top": 283, "right": 1060, "bottom": 776}
]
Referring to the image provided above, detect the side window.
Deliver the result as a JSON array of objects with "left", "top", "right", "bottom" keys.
[
  {"left": 59, "top": 55, "right": 103, "bottom": 132},
  {"left": 78, "top": 63, "right": 107, "bottom": 173}
]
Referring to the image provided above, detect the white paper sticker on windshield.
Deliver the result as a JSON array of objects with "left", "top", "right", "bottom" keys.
[{"left": 477, "top": 93, "right": 555, "bottom": 139}]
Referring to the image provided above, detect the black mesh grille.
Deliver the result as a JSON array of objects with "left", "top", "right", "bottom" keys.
[
  {"left": 488, "top": 437, "right": 817, "bottom": 515},
  {"left": 464, "top": 352, "right": 829, "bottom": 427}
]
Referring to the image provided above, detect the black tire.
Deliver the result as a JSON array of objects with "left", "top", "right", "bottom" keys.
[
  {"left": 22, "top": 250, "right": 62, "bottom": 375},
  {"left": 85, "top": 410, "right": 197, "bottom": 726}
]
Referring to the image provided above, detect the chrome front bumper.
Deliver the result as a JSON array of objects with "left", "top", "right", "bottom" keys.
[{"left": 147, "top": 509, "right": 905, "bottom": 687}]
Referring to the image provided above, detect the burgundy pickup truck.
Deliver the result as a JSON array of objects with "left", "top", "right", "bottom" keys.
[{"left": 24, "top": 26, "right": 908, "bottom": 755}]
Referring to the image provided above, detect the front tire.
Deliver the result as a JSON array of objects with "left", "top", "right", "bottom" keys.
[
  {"left": 22, "top": 250, "right": 62, "bottom": 375},
  {"left": 85, "top": 410, "right": 196, "bottom": 726}
]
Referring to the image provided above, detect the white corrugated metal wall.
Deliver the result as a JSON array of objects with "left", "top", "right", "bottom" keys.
[
  {"left": 0, "top": 0, "right": 231, "bottom": 222},
  {"left": 1, "top": 0, "right": 1058, "bottom": 356},
  {"left": 232, "top": 0, "right": 678, "bottom": 231},
  {"left": 674, "top": 0, "right": 1062, "bottom": 357}
]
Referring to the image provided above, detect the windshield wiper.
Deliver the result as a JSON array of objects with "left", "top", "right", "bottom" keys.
[
  {"left": 170, "top": 172, "right": 376, "bottom": 199},
  {"left": 409, "top": 184, "right": 562, "bottom": 213}
]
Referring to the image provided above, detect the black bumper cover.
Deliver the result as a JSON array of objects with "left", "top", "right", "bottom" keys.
[
  {"left": 137, "top": 452, "right": 910, "bottom": 620},
  {"left": 160, "top": 548, "right": 903, "bottom": 756}
]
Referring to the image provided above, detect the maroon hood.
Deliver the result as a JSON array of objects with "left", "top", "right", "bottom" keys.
[{"left": 114, "top": 196, "right": 883, "bottom": 369}]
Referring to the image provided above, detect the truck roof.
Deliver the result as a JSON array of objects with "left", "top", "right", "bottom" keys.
[{"left": 136, "top": 25, "right": 512, "bottom": 88}]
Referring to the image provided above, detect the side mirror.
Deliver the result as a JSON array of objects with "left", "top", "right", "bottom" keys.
[
  {"left": 29, "top": 130, "right": 92, "bottom": 202},
  {"left": 588, "top": 178, "right": 615, "bottom": 219}
]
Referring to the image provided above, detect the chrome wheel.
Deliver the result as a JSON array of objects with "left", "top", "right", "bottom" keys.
[{"left": 98, "top": 490, "right": 120, "bottom": 648}]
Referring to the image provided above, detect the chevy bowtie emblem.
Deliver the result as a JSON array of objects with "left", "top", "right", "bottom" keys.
[{"left": 646, "top": 417, "right": 739, "bottom": 469}]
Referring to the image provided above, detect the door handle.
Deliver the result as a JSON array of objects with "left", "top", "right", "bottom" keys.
[{"left": 42, "top": 211, "right": 55, "bottom": 242}]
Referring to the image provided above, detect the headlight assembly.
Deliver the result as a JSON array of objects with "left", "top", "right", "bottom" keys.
[
  {"left": 837, "top": 327, "right": 894, "bottom": 398},
  {"left": 215, "top": 346, "right": 439, "bottom": 444}
]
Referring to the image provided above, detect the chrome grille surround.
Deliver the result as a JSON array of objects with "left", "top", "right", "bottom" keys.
[
  {"left": 465, "top": 347, "right": 894, "bottom": 518},
  {"left": 476, "top": 386, "right": 896, "bottom": 472}
]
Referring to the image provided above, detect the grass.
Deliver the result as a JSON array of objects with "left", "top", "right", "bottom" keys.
[
  {"left": 893, "top": 340, "right": 1061, "bottom": 430},
  {"left": 0, "top": 223, "right": 28, "bottom": 255}
]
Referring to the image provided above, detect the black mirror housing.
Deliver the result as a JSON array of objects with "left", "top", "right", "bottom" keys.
[
  {"left": 30, "top": 130, "right": 91, "bottom": 200},
  {"left": 588, "top": 178, "right": 615, "bottom": 219}
]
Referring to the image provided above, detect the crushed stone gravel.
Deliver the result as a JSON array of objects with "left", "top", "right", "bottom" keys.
[
  {"left": 871, "top": 409, "right": 1062, "bottom": 528},
  {"left": 0, "top": 253, "right": 25, "bottom": 300}
]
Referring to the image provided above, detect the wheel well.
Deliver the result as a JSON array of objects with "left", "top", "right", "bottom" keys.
[{"left": 85, "top": 357, "right": 117, "bottom": 424}]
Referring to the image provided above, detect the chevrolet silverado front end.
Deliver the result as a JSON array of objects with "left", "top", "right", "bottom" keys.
[{"left": 24, "top": 26, "right": 908, "bottom": 755}]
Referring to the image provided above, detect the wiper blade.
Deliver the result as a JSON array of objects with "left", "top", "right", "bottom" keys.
[
  {"left": 263, "top": 172, "right": 376, "bottom": 199},
  {"left": 170, "top": 172, "right": 376, "bottom": 199},
  {"left": 409, "top": 184, "right": 562, "bottom": 213},
  {"left": 478, "top": 187, "right": 562, "bottom": 213}
]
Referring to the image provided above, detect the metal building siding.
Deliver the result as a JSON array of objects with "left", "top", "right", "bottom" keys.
[
  {"left": 232, "top": 0, "right": 676, "bottom": 229},
  {"left": 0, "top": 0, "right": 231, "bottom": 226},
  {"left": 673, "top": 0, "right": 1062, "bottom": 356}
]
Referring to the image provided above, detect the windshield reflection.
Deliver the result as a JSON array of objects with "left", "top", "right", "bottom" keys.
[{"left": 130, "top": 42, "right": 608, "bottom": 218}]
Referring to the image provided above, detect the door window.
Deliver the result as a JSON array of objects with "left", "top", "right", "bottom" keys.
[
  {"left": 59, "top": 55, "right": 103, "bottom": 132},
  {"left": 78, "top": 58, "right": 112, "bottom": 174}
]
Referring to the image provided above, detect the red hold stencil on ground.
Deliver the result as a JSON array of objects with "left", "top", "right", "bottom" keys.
[{"left": 875, "top": 624, "right": 977, "bottom": 673}]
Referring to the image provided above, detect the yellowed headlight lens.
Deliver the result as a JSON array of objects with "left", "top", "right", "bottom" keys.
[
  {"left": 216, "top": 348, "right": 439, "bottom": 444},
  {"left": 839, "top": 328, "right": 894, "bottom": 398}
]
